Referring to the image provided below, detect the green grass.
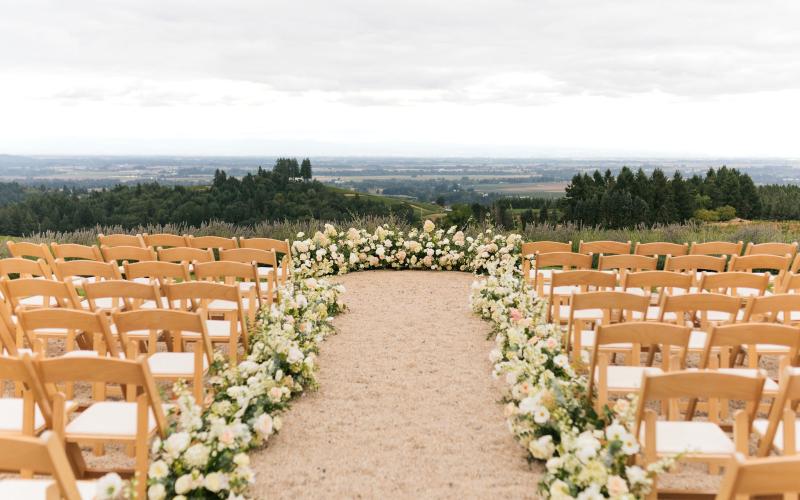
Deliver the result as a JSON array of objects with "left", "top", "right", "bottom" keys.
[{"left": 330, "top": 187, "right": 446, "bottom": 218}]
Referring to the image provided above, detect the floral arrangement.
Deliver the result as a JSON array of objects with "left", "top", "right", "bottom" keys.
[{"left": 141, "top": 220, "right": 668, "bottom": 499}]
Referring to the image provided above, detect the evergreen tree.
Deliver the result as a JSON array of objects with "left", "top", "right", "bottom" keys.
[{"left": 300, "top": 158, "right": 312, "bottom": 181}]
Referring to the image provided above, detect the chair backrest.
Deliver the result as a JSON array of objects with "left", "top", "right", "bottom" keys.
[
  {"left": 520, "top": 240, "right": 573, "bottom": 257},
  {"left": 550, "top": 270, "right": 617, "bottom": 290},
  {"left": 17, "top": 308, "right": 120, "bottom": 358},
  {"left": 239, "top": 237, "right": 291, "bottom": 256},
  {"left": 0, "top": 278, "right": 81, "bottom": 310},
  {"left": 756, "top": 367, "right": 800, "bottom": 457},
  {"left": 588, "top": 322, "right": 692, "bottom": 396},
  {"left": 569, "top": 290, "right": 649, "bottom": 315},
  {"left": 6, "top": 241, "right": 55, "bottom": 267},
  {"left": 663, "top": 254, "right": 727, "bottom": 273},
  {"left": 0, "top": 354, "right": 53, "bottom": 426},
  {"left": 162, "top": 282, "right": 246, "bottom": 332},
  {"left": 187, "top": 235, "right": 238, "bottom": 250},
  {"left": 690, "top": 240, "right": 743, "bottom": 257},
  {"left": 597, "top": 254, "right": 658, "bottom": 273},
  {"left": 123, "top": 261, "right": 191, "bottom": 284},
  {"left": 578, "top": 240, "right": 631, "bottom": 256},
  {"left": 100, "top": 245, "right": 157, "bottom": 264},
  {"left": 633, "top": 241, "right": 689, "bottom": 257},
  {"left": 0, "top": 305, "right": 21, "bottom": 356},
  {"left": 727, "top": 254, "right": 791, "bottom": 276},
  {"left": 743, "top": 293, "right": 800, "bottom": 323},
  {"left": 535, "top": 251, "right": 592, "bottom": 271},
  {"left": 219, "top": 247, "right": 278, "bottom": 267},
  {"left": 30, "top": 355, "right": 167, "bottom": 437},
  {"left": 659, "top": 293, "right": 742, "bottom": 325},
  {"left": 53, "top": 259, "right": 121, "bottom": 281},
  {"left": 157, "top": 246, "right": 214, "bottom": 264},
  {"left": 50, "top": 242, "right": 103, "bottom": 261},
  {"left": 701, "top": 323, "right": 800, "bottom": 370},
  {"left": 83, "top": 280, "right": 162, "bottom": 313},
  {"left": 782, "top": 272, "right": 800, "bottom": 293},
  {"left": 0, "top": 432, "right": 84, "bottom": 499},
  {"left": 142, "top": 233, "right": 187, "bottom": 248},
  {"left": 717, "top": 453, "right": 800, "bottom": 499},
  {"left": 97, "top": 233, "right": 144, "bottom": 248},
  {"left": 0, "top": 258, "right": 52, "bottom": 279},
  {"left": 698, "top": 271, "right": 769, "bottom": 297},
  {"left": 193, "top": 261, "right": 260, "bottom": 290},
  {"left": 622, "top": 270, "right": 693, "bottom": 293},
  {"left": 634, "top": 370, "right": 765, "bottom": 435},
  {"left": 113, "top": 309, "right": 214, "bottom": 366},
  {"left": 744, "top": 241, "right": 798, "bottom": 258}
]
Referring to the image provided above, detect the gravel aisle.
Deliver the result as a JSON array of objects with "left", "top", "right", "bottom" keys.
[{"left": 250, "top": 270, "right": 539, "bottom": 499}]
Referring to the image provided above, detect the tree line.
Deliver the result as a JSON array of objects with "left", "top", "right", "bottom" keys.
[{"left": 0, "top": 159, "right": 417, "bottom": 235}]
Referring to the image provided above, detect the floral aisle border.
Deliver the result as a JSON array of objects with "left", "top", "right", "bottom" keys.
[{"left": 144, "top": 221, "right": 667, "bottom": 500}]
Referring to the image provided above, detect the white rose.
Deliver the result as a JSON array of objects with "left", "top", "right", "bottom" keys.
[
  {"left": 174, "top": 474, "right": 193, "bottom": 495},
  {"left": 607, "top": 475, "right": 629, "bottom": 496},
  {"left": 148, "top": 460, "right": 169, "bottom": 480},
  {"left": 423, "top": 220, "right": 435, "bottom": 233},
  {"left": 147, "top": 483, "right": 166, "bottom": 500},
  {"left": 255, "top": 413, "right": 274, "bottom": 438},
  {"left": 183, "top": 443, "right": 210, "bottom": 468},
  {"left": 164, "top": 432, "right": 190, "bottom": 457},
  {"left": 287, "top": 347, "right": 304, "bottom": 364},
  {"left": 204, "top": 472, "right": 227, "bottom": 493},
  {"left": 96, "top": 472, "right": 123, "bottom": 500}
]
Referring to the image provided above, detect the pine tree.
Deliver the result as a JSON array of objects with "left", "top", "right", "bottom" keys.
[{"left": 300, "top": 158, "right": 312, "bottom": 181}]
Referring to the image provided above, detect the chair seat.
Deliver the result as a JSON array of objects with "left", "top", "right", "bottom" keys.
[
  {"left": 753, "top": 418, "right": 800, "bottom": 453},
  {"left": 0, "top": 398, "right": 46, "bottom": 432},
  {"left": 205, "top": 319, "right": 235, "bottom": 338},
  {"left": 643, "top": 420, "right": 735, "bottom": 455},
  {"left": 66, "top": 401, "right": 159, "bottom": 438},
  {"left": 776, "top": 311, "right": 800, "bottom": 323},
  {"left": 257, "top": 267, "right": 283, "bottom": 277},
  {"left": 594, "top": 365, "right": 662, "bottom": 392},
  {"left": 744, "top": 343, "right": 791, "bottom": 354},
  {"left": 148, "top": 352, "right": 208, "bottom": 377},
  {"left": 81, "top": 297, "right": 117, "bottom": 311},
  {"left": 0, "top": 479, "right": 97, "bottom": 499},
  {"left": 207, "top": 299, "right": 253, "bottom": 311},
  {"left": 689, "top": 330, "right": 707, "bottom": 351}
]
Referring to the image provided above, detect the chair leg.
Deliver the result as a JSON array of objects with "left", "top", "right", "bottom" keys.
[{"left": 135, "top": 394, "right": 149, "bottom": 500}]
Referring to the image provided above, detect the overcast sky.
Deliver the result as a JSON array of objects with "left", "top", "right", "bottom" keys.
[{"left": 2, "top": 0, "right": 800, "bottom": 157}]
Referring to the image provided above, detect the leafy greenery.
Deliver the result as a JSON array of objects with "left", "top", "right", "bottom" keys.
[{"left": 0, "top": 159, "right": 419, "bottom": 235}]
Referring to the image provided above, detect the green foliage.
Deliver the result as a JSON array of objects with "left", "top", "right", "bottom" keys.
[
  {"left": 0, "top": 159, "right": 417, "bottom": 235},
  {"left": 560, "top": 166, "right": 761, "bottom": 228}
]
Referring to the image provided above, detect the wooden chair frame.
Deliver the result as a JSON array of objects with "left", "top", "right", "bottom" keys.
[
  {"left": 578, "top": 240, "right": 631, "bottom": 256},
  {"left": 520, "top": 241, "right": 572, "bottom": 285},
  {"left": 50, "top": 242, "right": 103, "bottom": 262},
  {"left": 534, "top": 251, "right": 593, "bottom": 297},
  {"left": 690, "top": 240, "right": 744, "bottom": 257},
  {"left": 698, "top": 271, "right": 770, "bottom": 298},
  {"left": 157, "top": 246, "right": 214, "bottom": 265},
  {"left": 99, "top": 245, "right": 156, "bottom": 266},
  {"left": 142, "top": 233, "right": 187, "bottom": 248},
  {"left": 744, "top": 241, "right": 798, "bottom": 258},
  {"left": 186, "top": 235, "right": 238, "bottom": 250},
  {"left": 6, "top": 241, "right": 55, "bottom": 269},
  {"left": 193, "top": 260, "right": 261, "bottom": 322},
  {"left": 633, "top": 241, "right": 689, "bottom": 257},
  {"left": 0, "top": 258, "right": 52, "bottom": 280},
  {"left": 547, "top": 269, "right": 617, "bottom": 323},
  {"left": 717, "top": 452, "right": 800, "bottom": 499},
  {"left": 755, "top": 366, "right": 800, "bottom": 458},
  {"left": 565, "top": 290, "right": 648, "bottom": 359},
  {"left": 239, "top": 237, "right": 293, "bottom": 285},
  {"left": 219, "top": 248, "right": 278, "bottom": 301},
  {"left": 97, "top": 233, "right": 144, "bottom": 248}
]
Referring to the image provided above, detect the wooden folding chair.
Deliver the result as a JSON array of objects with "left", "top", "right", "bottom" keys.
[
  {"left": 664, "top": 254, "right": 728, "bottom": 286},
  {"left": 699, "top": 271, "right": 770, "bottom": 299},
  {"left": 744, "top": 241, "right": 798, "bottom": 258},
  {"left": 634, "top": 241, "right": 689, "bottom": 258},
  {"left": 157, "top": 246, "right": 214, "bottom": 265},
  {"left": 193, "top": 261, "right": 261, "bottom": 322},
  {"left": 0, "top": 354, "right": 57, "bottom": 438},
  {"left": 597, "top": 254, "right": 657, "bottom": 278},
  {"left": 112, "top": 309, "right": 213, "bottom": 403},
  {"left": 744, "top": 293, "right": 800, "bottom": 326},
  {"left": 690, "top": 240, "right": 744, "bottom": 257},
  {"left": 97, "top": 233, "right": 144, "bottom": 248},
  {"left": 728, "top": 253, "right": 792, "bottom": 285},
  {"left": 0, "top": 278, "right": 81, "bottom": 312},
  {"left": 621, "top": 270, "right": 693, "bottom": 321},
  {"left": 0, "top": 432, "right": 99, "bottom": 499},
  {"left": 239, "top": 237, "right": 293, "bottom": 285},
  {"left": 565, "top": 290, "right": 648, "bottom": 360},
  {"left": 186, "top": 235, "right": 238, "bottom": 250},
  {"left": 162, "top": 281, "right": 248, "bottom": 363},
  {"left": 657, "top": 293, "right": 742, "bottom": 354},
  {"left": 50, "top": 242, "right": 103, "bottom": 262},
  {"left": 27, "top": 355, "right": 167, "bottom": 499},
  {"left": 6, "top": 241, "right": 56, "bottom": 270},
  {"left": 755, "top": 366, "right": 800, "bottom": 458},
  {"left": 534, "top": 251, "right": 593, "bottom": 298},
  {"left": 635, "top": 370, "right": 765, "bottom": 498},
  {"left": 588, "top": 322, "right": 691, "bottom": 412},
  {"left": 99, "top": 246, "right": 157, "bottom": 277},
  {"left": 519, "top": 241, "right": 572, "bottom": 286},
  {"left": 219, "top": 248, "right": 278, "bottom": 301},
  {"left": 547, "top": 269, "right": 616, "bottom": 323},
  {"left": 577, "top": 240, "right": 631, "bottom": 256},
  {"left": 697, "top": 323, "right": 800, "bottom": 418},
  {"left": 123, "top": 260, "right": 191, "bottom": 287},
  {"left": 0, "top": 257, "right": 53, "bottom": 280},
  {"left": 83, "top": 280, "right": 163, "bottom": 315},
  {"left": 52, "top": 259, "right": 122, "bottom": 301},
  {"left": 142, "top": 233, "right": 188, "bottom": 249},
  {"left": 0, "top": 304, "right": 23, "bottom": 356},
  {"left": 717, "top": 452, "right": 800, "bottom": 499}
]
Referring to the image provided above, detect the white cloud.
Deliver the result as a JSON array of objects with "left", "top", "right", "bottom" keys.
[{"left": 1, "top": 0, "right": 800, "bottom": 155}]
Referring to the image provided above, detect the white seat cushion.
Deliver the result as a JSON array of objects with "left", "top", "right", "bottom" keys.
[
  {"left": 579, "top": 330, "right": 632, "bottom": 350},
  {"left": 204, "top": 319, "right": 236, "bottom": 338},
  {"left": 716, "top": 368, "right": 779, "bottom": 394},
  {"left": 148, "top": 352, "right": 208, "bottom": 377},
  {"left": 257, "top": 267, "right": 283, "bottom": 277},
  {"left": 631, "top": 307, "right": 677, "bottom": 321},
  {"left": 753, "top": 418, "right": 800, "bottom": 453},
  {"left": 688, "top": 330, "right": 707, "bottom": 351},
  {"left": 594, "top": 366, "right": 662, "bottom": 392},
  {"left": 66, "top": 401, "right": 158, "bottom": 438},
  {"left": 0, "top": 479, "right": 97, "bottom": 499},
  {"left": 776, "top": 311, "right": 800, "bottom": 322},
  {"left": 207, "top": 299, "right": 253, "bottom": 311},
  {"left": 747, "top": 343, "right": 792, "bottom": 354},
  {"left": 644, "top": 420, "right": 735, "bottom": 455},
  {"left": 560, "top": 306, "right": 604, "bottom": 320},
  {"left": 0, "top": 398, "right": 78, "bottom": 433},
  {"left": 82, "top": 297, "right": 117, "bottom": 310},
  {"left": 706, "top": 310, "right": 745, "bottom": 322}
]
